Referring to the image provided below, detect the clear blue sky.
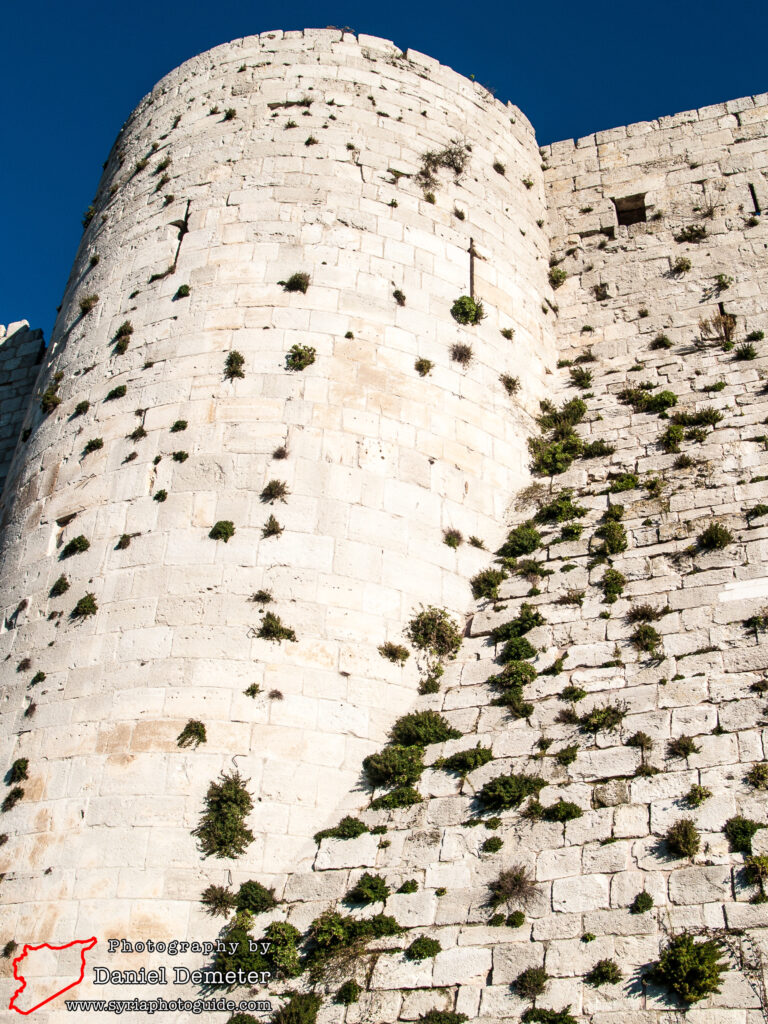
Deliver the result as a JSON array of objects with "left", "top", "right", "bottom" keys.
[{"left": 2, "top": 0, "right": 766, "bottom": 340}]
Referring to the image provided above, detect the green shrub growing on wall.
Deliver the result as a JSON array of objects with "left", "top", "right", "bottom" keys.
[
  {"left": 40, "top": 386, "right": 62, "bottom": 415},
  {"left": 534, "top": 490, "right": 587, "bottom": 524},
  {"left": 177, "top": 720, "right": 206, "bottom": 748},
  {"left": 378, "top": 642, "right": 409, "bottom": 664},
  {"left": 405, "top": 607, "right": 462, "bottom": 660},
  {"left": 440, "top": 745, "right": 493, "bottom": 778},
  {"left": 285, "top": 344, "right": 316, "bottom": 371},
  {"left": 585, "top": 959, "right": 622, "bottom": 986},
  {"left": 650, "top": 932, "right": 727, "bottom": 1004},
  {"left": 270, "top": 993, "right": 322, "bottom": 1024},
  {"left": 470, "top": 568, "right": 506, "bottom": 601},
  {"left": 521, "top": 1010, "right": 577, "bottom": 1024},
  {"left": 370, "top": 785, "right": 422, "bottom": 810},
  {"left": 209, "top": 521, "right": 235, "bottom": 543},
  {"left": 724, "top": 816, "right": 765, "bottom": 854},
  {"left": 406, "top": 936, "right": 442, "bottom": 961},
  {"left": 71, "top": 593, "right": 98, "bottom": 618},
  {"left": 335, "top": 981, "right": 361, "bottom": 1005},
  {"left": 236, "top": 879, "right": 277, "bottom": 915},
  {"left": 541, "top": 799, "right": 582, "bottom": 823},
  {"left": 390, "top": 711, "right": 460, "bottom": 747},
  {"left": 549, "top": 268, "right": 567, "bottom": 289},
  {"left": 595, "top": 520, "right": 627, "bottom": 555},
  {"left": 346, "top": 872, "right": 390, "bottom": 905},
  {"left": 697, "top": 523, "right": 733, "bottom": 551},
  {"left": 192, "top": 770, "right": 254, "bottom": 859},
  {"left": 478, "top": 773, "right": 546, "bottom": 812},
  {"left": 450, "top": 295, "right": 485, "bottom": 325},
  {"left": 201, "top": 884, "right": 236, "bottom": 917},
  {"left": 61, "top": 535, "right": 90, "bottom": 559},
  {"left": 314, "top": 816, "right": 368, "bottom": 844},
  {"left": 257, "top": 612, "right": 296, "bottom": 643},
  {"left": 306, "top": 909, "right": 401, "bottom": 970},
  {"left": 282, "top": 272, "right": 311, "bottom": 293},
  {"left": 7, "top": 759, "right": 29, "bottom": 784},
  {"left": 599, "top": 568, "right": 626, "bottom": 604},
  {"left": 2, "top": 788, "right": 24, "bottom": 813},
  {"left": 630, "top": 891, "right": 654, "bottom": 914},
  {"left": 224, "top": 351, "right": 245, "bottom": 380},
  {"left": 497, "top": 522, "right": 541, "bottom": 558},
  {"left": 579, "top": 703, "right": 627, "bottom": 733},
  {"left": 363, "top": 746, "right": 424, "bottom": 787},
  {"left": 49, "top": 575, "right": 69, "bottom": 597},
  {"left": 630, "top": 624, "right": 662, "bottom": 655},
  {"left": 665, "top": 818, "right": 701, "bottom": 859},
  {"left": 514, "top": 966, "right": 548, "bottom": 1000}
]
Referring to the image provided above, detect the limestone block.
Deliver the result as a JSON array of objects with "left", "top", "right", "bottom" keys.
[
  {"left": 369, "top": 952, "right": 434, "bottom": 989},
  {"left": 432, "top": 944, "right": 492, "bottom": 986},
  {"left": 315, "top": 834, "right": 381, "bottom": 870},
  {"left": 552, "top": 873, "right": 610, "bottom": 912}
]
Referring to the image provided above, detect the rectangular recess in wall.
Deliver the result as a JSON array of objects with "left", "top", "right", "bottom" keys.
[{"left": 612, "top": 193, "right": 647, "bottom": 226}]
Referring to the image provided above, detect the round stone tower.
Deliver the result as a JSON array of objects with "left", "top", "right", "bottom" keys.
[{"left": 0, "top": 28, "right": 554, "bottom": 1011}]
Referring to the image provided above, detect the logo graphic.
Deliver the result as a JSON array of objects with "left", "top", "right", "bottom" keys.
[{"left": 10, "top": 937, "right": 97, "bottom": 1014}]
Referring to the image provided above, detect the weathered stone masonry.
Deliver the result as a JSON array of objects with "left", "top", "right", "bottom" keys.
[
  {"left": 1, "top": 26, "right": 768, "bottom": 1024},
  {"left": 0, "top": 322, "right": 44, "bottom": 499}
]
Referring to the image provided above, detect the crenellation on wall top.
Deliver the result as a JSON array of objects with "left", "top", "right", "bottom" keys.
[{"left": 548, "top": 90, "right": 768, "bottom": 155}]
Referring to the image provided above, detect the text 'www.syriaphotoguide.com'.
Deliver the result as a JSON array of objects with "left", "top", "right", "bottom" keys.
[{"left": 64, "top": 996, "right": 272, "bottom": 1015}]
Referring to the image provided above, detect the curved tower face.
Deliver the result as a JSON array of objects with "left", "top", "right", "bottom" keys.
[{"left": 0, "top": 28, "right": 553, "bottom": 963}]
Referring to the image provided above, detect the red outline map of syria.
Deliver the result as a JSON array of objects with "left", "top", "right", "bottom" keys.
[{"left": 9, "top": 937, "right": 97, "bottom": 1014}]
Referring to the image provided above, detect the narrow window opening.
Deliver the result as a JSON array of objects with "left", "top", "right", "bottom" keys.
[
  {"left": 612, "top": 193, "right": 647, "bottom": 226},
  {"left": 748, "top": 183, "right": 761, "bottom": 215}
]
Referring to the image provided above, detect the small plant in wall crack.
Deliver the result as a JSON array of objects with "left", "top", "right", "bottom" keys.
[
  {"left": 224, "top": 351, "right": 245, "bottom": 380},
  {"left": 261, "top": 515, "right": 283, "bottom": 538},
  {"left": 7, "top": 759, "right": 29, "bottom": 785},
  {"left": 209, "top": 520, "right": 235, "bottom": 543},
  {"left": 260, "top": 480, "right": 289, "bottom": 504},
  {"left": 49, "top": 575, "right": 70, "bottom": 598},
  {"left": 281, "top": 272, "right": 310, "bottom": 293},
  {"left": 71, "top": 593, "right": 98, "bottom": 619},
  {"left": 177, "top": 720, "right": 207, "bottom": 748},
  {"left": 60, "top": 535, "right": 90, "bottom": 559},
  {"left": 450, "top": 343, "right": 473, "bottom": 367},
  {"left": 450, "top": 295, "right": 485, "bottom": 325},
  {"left": 285, "top": 344, "right": 315, "bottom": 371},
  {"left": 192, "top": 770, "right": 254, "bottom": 859},
  {"left": 650, "top": 932, "right": 727, "bottom": 1004},
  {"left": 2, "top": 788, "right": 25, "bottom": 813},
  {"left": 378, "top": 642, "right": 409, "bottom": 665},
  {"left": 257, "top": 611, "right": 297, "bottom": 643},
  {"left": 200, "top": 884, "right": 236, "bottom": 917}
]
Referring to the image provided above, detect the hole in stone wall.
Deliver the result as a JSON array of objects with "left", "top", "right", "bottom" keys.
[
  {"left": 612, "top": 194, "right": 647, "bottom": 226},
  {"left": 748, "top": 183, "right": 761, "bottom": 215}
]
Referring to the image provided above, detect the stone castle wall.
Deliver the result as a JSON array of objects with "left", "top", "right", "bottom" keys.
[
  {"left": 202, "top": 89, "right": 768, "bottom": 1024},
  {"left": 1, "top": 26, "right": 768, "bottom": 1023},
  {"left": 0, "top": 321, "right": 44, "bottom": 501},
  {"left": 0, "top": 29, "right": 555, "bottom": 1008}
]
